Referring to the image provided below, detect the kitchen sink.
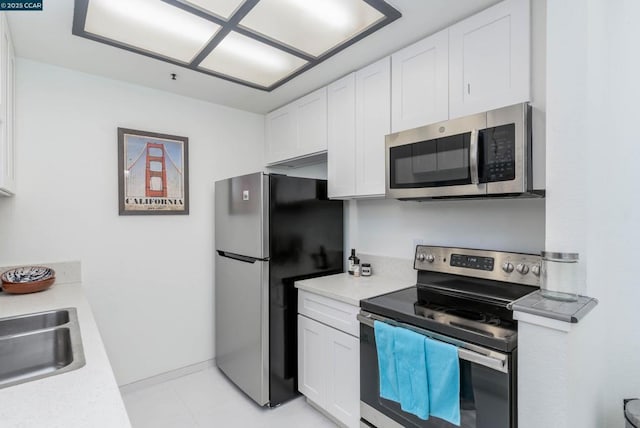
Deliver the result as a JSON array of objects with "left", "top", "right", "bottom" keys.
[
  {"left": 0, "top": 308, "right": 85, "bottom": 389},
  {"left": 0, "top": 309, "right": 70, "bottom": 337}
]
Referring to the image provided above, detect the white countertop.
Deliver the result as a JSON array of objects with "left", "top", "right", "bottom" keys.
[
  {"left": 0, "top": 283, "right": 131, "bottom": 428},
  {"left": 295, "top": 273, "right": 414, "bottom": 306}
]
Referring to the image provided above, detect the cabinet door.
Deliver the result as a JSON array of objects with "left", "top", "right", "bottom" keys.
[
  {"left": 297, "top": 315, "right": 327, "bottom": 407},
  {"left": 296, "top": 87, "right": 327, "bottom": 156},
  {"left": 355, "top": 57, "right": 390, "bottom": 198},
  {"left": 0, "top": 14, "right": 14, "bottom": 196},
  {"left": 326, "top": 328, "right": 360, "bottom": 428},
  {"left": 391, "top": 29, "right": 449, "bottom": 132},
  {"left": 327, "top": 73, "right": 356, "bottom": 199},
  {"left": 265, "top": 104, "right": 297, "bottom": 164},
  {"left": 449, "top": 0, "right": 530, "bottom": 118}
]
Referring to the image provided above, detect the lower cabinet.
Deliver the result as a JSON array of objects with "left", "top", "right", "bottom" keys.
[{"left": 298, "top": 313, "right": 360, "bottom": 427}]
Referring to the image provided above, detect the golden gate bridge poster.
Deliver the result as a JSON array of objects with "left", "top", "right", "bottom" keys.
[{"left": 117, "top": 128, "right": 189, "bottom": 215}]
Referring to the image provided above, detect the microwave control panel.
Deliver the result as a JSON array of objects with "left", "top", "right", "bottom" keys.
[{"left": 482, "top": 124, "right": 516, "bottom": 183}]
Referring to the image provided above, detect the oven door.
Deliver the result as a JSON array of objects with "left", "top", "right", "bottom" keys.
[
  {"left": 358, "top": 312, "right": 515, "bottom": 428},
  {"left": 385, "top": 112, "right": 487, "bottom": 199}
]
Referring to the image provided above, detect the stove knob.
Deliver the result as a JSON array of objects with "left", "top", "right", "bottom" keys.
[
  {"left": 531, "top": 264, "right": 541, "bottom": 276},
  {"left": 502, "top": 262, "right": 514, "bottom": 273},
  {"left": 416, "top": 253, "right": 426, "bottom": 262},
  {"left": 516, "top": 263, "right": 529, "bottom": 275},
  {"left": 425, "top": 254, "right": 435, "bottom": 263}
]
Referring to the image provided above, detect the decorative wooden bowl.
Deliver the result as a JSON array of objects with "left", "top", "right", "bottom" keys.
[{"left": 1, "top": 266, "right": 56, "bottom": 294}]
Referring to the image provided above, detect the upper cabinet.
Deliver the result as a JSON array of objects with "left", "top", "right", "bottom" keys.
[
  {"left": 327, "top": 73, "right": 356, "bottom": 199},
  {"left": 296, "top": 87, "right": 328, "bottom": 156},
  {"left": 449, "top": 0, "right": 530, "bottom": 118},
  {"left": 355, "top": 57, "right": 390, "bottom": 198},
  {"left": 265, "top": 103, "right": 296, "bottom": 164},
  {"left": 0, "top": 13, "right": 15, "bottom": 196},
  {"left": 268, "top": 0, "right": 531, "bottom": 199},
  {"left": 327, "top": 58, "right": 390, "bottom": 199},
  {"left": 265, "top": 87, "right": 327, "bottom": 166},
  {"left": 391, "top": 29, "right": 449, "bottom": 133}
]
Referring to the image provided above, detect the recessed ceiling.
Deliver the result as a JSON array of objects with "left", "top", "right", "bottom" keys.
[
  {"left": 72, "top": 0, "right": 401, "bottom": 91},
  {"left": 7, "top": 0, "right": 501, "bottom": 113}
]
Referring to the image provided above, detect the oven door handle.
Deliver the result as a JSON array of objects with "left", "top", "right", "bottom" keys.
[
  {"left": 470, "top": 128, "right": 480, "bottom": 185},
  {"left": 457, "top": 348, "right": 507, "bottom": 373},
  {"left": 357, "top": 311, "right": 509, "bottom": 373}
]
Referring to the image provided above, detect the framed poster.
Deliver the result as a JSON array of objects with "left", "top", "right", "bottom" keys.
[{"left": 117, "top": 128, "right": 189, "bottom": 215}]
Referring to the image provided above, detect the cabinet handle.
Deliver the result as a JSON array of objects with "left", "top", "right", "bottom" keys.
[{"left": 467, "top": 83, "right": 471, "bottom": 95}]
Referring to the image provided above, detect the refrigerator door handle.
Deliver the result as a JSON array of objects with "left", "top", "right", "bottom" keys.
[{"left": 217, "top": 251, "right": 269, "bottom": 263}]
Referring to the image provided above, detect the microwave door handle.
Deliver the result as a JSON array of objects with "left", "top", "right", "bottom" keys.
[{"left": 470, "top": 129, "right": 479, "bottom": 185}]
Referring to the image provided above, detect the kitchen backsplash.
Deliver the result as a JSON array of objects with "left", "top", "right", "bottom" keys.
[{"left": 356, "top": 253, "right": 415, "bottom": 283}]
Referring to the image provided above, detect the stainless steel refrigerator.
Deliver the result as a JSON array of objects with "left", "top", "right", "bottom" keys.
[{"left": 214, "top": 172, "right": 343, "bottom": 407}]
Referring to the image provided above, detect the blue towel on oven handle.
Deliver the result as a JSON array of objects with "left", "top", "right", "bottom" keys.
[
  {"left": 394, "top": 327, "right": 430, "bottom": 419},
  {"left": 373, "top": 321, "right": 399, "bottom": 402},
  {"left": 425, "top": 336, "right": 461, "bottom": 426}
]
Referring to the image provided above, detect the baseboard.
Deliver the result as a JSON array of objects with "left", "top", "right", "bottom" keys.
[
  {"left": 119, "top": 359, "right": 215, "bottom": 395},
  {"left": 305, "top": 397, "right": 348, "bottom": 428}
]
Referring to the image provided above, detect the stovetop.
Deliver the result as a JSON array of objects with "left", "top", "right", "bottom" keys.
[
  {"left": 361, "top": 286, "right": 522, "bottom": 352},
  {"left": 360, "top": 246, "right": 541, "bottom": 352}
]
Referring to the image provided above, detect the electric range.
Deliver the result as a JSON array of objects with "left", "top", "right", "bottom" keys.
[{"left": 358, "top": 245, "right": 541, "bottom": 428}]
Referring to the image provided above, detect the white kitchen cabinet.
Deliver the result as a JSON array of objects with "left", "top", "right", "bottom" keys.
[
  {"left": 265, "top": 87, "right": 327, "bottom": 165},
  {"left": 296, "top": 87, "right": 327, "bottom": 156},
  {"left": 298, "top": 314, "right": 326, "bottom": 406},
  {"left": 297, "top": 290, "right": 360, "bottom": 427},
  {"left": 0, "top": 13, "right": 15, "bottom": 196},
  {"left": 355, "top": 57, "right": 390, "bottom": 198},
  {"left": 327, "top": 58, "right": 390, "bottom": 199},
  {"left": 325, "top": 326, "right": 359, "bottom": 425},
  {"left": 265, "top": 104, "right": 296, "bottom": 164},
  {"left": 327, "top": 73, "right": 356, "bottom": 199},
  {"left": 391, "top": 29, "right": 449, "bottom": 133},
  {"left": 449, "top": 0, "right": 530, "bottom": 119}
]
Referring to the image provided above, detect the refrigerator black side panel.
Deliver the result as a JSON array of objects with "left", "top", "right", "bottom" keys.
[{"left": 268, "top": 175, "right": 344, "bottom": 406}]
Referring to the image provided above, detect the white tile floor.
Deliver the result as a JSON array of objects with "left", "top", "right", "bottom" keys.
[{"left": 121, "top": 366, "right": 338, "bottom": 428}]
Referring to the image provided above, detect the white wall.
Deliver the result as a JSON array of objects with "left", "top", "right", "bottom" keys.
[
  {"left": 586, "top": 0, "right": 640, "bottom": 423},
  {"left": 520, "top": 0, "right": 640, "bottom": 426},
  {"left": 349, "top": 198, "right": 545, "bottom": 260},
  {"left": 0, "top": 59, "right": 265, "bottom": 385}
]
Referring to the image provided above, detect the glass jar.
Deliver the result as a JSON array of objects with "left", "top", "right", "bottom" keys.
[
  {"left": 361, "top": 263, "right": 372, "bottom": 276},
  {"left": 540, "top": 251, "right": 580, "bottom": 301}
]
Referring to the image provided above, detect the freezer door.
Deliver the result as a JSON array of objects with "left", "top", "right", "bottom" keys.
[
  {"left": 214, "top": 172, "right": 269, "bottom": 259},
  {"left": 215, "top": 251, "right": 269, "bottom": 406}
]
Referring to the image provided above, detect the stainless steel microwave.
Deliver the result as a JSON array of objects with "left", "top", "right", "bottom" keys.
[{"left": 385, "top": 103, "right": 542, "bottom": 200}]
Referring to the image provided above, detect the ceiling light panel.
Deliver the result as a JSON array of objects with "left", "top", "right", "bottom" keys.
[
  {"left": 84, "top": 0, "right": 221, "bottom": 63},
  {"left": 177, "top": 0, "right": 246, "bottom": 19},
  {"left": 239, "top": 0, "right": 385, "bottom": 57},
  {"left": 73, "top": 0, "right": 400, "bottom": 91},
  {"left": 199, "top": 31, "right": 308, "bottom": 88}
]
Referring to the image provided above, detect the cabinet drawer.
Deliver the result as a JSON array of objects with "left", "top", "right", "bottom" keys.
[{"left": 298, "top": 290, "right": 359, "bottom": 337}]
